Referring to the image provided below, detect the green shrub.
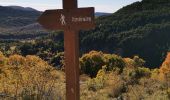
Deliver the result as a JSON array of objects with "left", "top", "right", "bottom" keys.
[
  {"left": 80, "top": 51, "right": 105, "bottom": 77},
  {"left": 133, "top": 56, "right": 145, "bottom": 67},
  {"left": 87, "top": 67, "right": 107, "bottom": 91},
  {"left": 50, "top": 52, "right": 64, "bottom": 69},
  {"left": 80, "top": 51, "right": 126, "bottom": 77},
  {"left": 104, "top": 54, "right": 125, "bottom": 73},
  {"left": 129, "top": 67, "right": 151, "bottom": 79}
]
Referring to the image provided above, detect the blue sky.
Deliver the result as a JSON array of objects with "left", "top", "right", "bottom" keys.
[{"left": 0, "top": 0, "right": 142, "bottom": 13}]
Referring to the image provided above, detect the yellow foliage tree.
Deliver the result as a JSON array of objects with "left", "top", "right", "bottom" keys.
[{"left": 0, "top": 52, "right": 65, "bottom": 99}]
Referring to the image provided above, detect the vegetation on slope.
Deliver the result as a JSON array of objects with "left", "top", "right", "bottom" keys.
[
  {"left": 80, "top": 0, "right": 170, "bottom": 68},
  {"left": 0, "top": 51, "right": 170, "bottom": 99}
]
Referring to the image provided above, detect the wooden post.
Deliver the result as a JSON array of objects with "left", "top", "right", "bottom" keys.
[
  {"left": 63, "top": 0, "right": 80, "bottom": 100},
  {"left": 64, "top": 30, "right": 80, "bottom": 100},
  {"left": 63, "top": 0, "right": 77, "bottom": 9}
]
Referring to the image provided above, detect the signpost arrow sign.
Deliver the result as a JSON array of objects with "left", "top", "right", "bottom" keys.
[
  {"left": 37, "top": 0, "right": 95, "bottom": 100},
  {"left": 38, "top": 8, "right": 95, "bottom": 30}
]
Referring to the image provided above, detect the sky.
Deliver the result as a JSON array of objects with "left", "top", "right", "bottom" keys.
[{"left": 0, "top": 0, "right": 142, "bottom": 13}]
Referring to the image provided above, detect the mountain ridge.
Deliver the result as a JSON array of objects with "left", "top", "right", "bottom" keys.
[
  {"left": 0, "top": 5, "right": 41, "bottom": 29},
  {"left": 0, "top": 5, "right": 110, "bottom": 34},
  {"left": 6, "top": 6, "right": 38, "bottom": 11}
]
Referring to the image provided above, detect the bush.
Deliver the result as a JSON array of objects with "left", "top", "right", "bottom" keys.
[
  {"left": 133, "top": 56, "right": 145, "bottom": 67},
  {"left": 104, "top": 54, "right": 125, "bottom": 73},
  {"left": 159, "top": 52, "right": 170, "bottom": 81},
  {"left": 87, "top": 66, "right": 107, "bottom": 91},
  {"left": 80, "top": 51, "right": 105, "bottom": 77},
  {"left": 167, "top": 88, "right": 170, "bottom": 99},
  {"left": 129, "top": 67, "right": 151, "bottom": 79},
  {"left": 80, "top": 51, "right": 126, "bottom": 77},
  {"left": 50, "top": 52, "right": 64, "bottom": 69},
  {"left": 0, "top": 52, "right": 65, "bottom": 99},
  {"left": 124, "top": 58, "right": 136, "bottom": 68},
  {"left": 0, "top": 51, "right": 7, "bottom": 66},
  {"left": 151, "top": 68, "right": 160, "bottom": 79}
]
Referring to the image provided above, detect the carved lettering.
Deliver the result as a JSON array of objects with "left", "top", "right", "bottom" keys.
[{"left": 72, "top": 17, "right": 92, "bottom": 22}]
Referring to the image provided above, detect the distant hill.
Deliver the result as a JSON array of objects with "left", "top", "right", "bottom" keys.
[
  {"left": 0, "top": 6, "right": 41, "bottom": 29},
  {"left": 0, "top": 6, "right": 46, "bottom": 38},
  {"left": 95, "top": 12, "right": 112, "bottom": 17},
  {"left": 0, "top": 6, "right": 110, "bottom": 29},
  {"left": 80, "top": 0, "right": 170, "bottom": 68},
  {"left": 6, "top": 6, "right": 38, "bottom": 11}
]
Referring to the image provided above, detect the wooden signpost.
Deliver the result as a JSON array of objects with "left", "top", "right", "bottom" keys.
[{"left": 37, "top": 0, "right": 95, "bottom": 100}]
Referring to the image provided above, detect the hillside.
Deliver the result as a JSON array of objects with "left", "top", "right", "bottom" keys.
[
  {"left": 80, "top": 0, "right": 170, "bottom": 68},
  {"left": 0, "top": 6, "right": 41, "bottom": 29},
  {"left": 0, "top": 6, "right": 47, "bottom": 39}
]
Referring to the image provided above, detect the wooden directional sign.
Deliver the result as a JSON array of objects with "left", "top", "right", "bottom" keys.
[
  {"left": 37, "top": 0, "right": 95, "bottom": 100},
  {"left": 38, "top": 7, "right": 95, "bottom": 30}
]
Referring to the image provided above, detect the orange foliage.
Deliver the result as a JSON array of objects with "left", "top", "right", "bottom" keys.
[{"left": 159, "top": 52, "right": 170, "bottom": 81}]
